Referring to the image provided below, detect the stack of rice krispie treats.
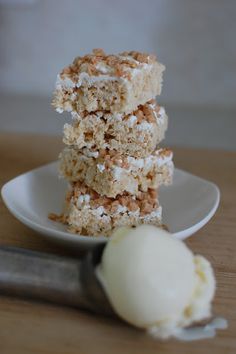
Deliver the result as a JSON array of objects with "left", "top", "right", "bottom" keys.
[{"left": 52, "top": 49, "right": 173, "bottom": 236}]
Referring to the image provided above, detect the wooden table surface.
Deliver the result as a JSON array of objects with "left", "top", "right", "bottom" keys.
[{"left": 0, "top": 133, "right": 235, "bottom": 354}]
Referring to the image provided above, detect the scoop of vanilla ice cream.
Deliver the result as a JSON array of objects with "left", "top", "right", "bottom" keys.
[{"left": 97, "top": 225, "right": 215, "bottom": 338}]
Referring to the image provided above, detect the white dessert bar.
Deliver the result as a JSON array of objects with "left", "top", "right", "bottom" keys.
[
  {"left": 59, "top": 147, "right": 173, "bottom": 198},
  {"left": 62, "top": 183, "right": 162, "bottom": 236},
  {"left": 63, "top": 101, "right": 168, "bottom": 158},
  {"left": 52, "top": 49, "right": 165, "bottom": 115}
]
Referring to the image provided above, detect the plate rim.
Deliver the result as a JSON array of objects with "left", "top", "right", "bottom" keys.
[{"left": 1, "top": 162, "right": 220, "bottom": 244}]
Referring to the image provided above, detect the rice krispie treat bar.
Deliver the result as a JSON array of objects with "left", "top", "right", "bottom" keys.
[
  {"left": 62, "top": 183, "right": 162, "bottom": 236},
  {"left": 52, "top": 49, "right": 165, "bottom": 115},
  {"left": 63, "top": 101, "right": 168, "bottom": 158},
  {"left": 59, "top": 147, "right": 173, "bottom": 198}
]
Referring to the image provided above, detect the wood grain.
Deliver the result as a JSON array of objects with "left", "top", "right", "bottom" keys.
[{"left": 0, "top": 133, "right": 235, "bottom": 354}]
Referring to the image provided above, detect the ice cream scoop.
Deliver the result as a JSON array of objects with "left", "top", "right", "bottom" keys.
[
  {"left": 96, "top": 225, "right": 226, "bottom": 339},
  {"left": 0, "top": 244, "right": 114, "bottom": 316},
  {"left": 0, "top": 226, "right": 227, "bottom": 340}
]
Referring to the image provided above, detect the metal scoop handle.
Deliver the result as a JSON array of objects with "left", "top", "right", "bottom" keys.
[{"left": 0, "top": 245, "right": 114, "bottom": 316}]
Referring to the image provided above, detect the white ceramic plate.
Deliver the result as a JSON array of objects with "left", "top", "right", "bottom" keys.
[{"left": 1, "top": 162, "right": 220, "bottom": 249}]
